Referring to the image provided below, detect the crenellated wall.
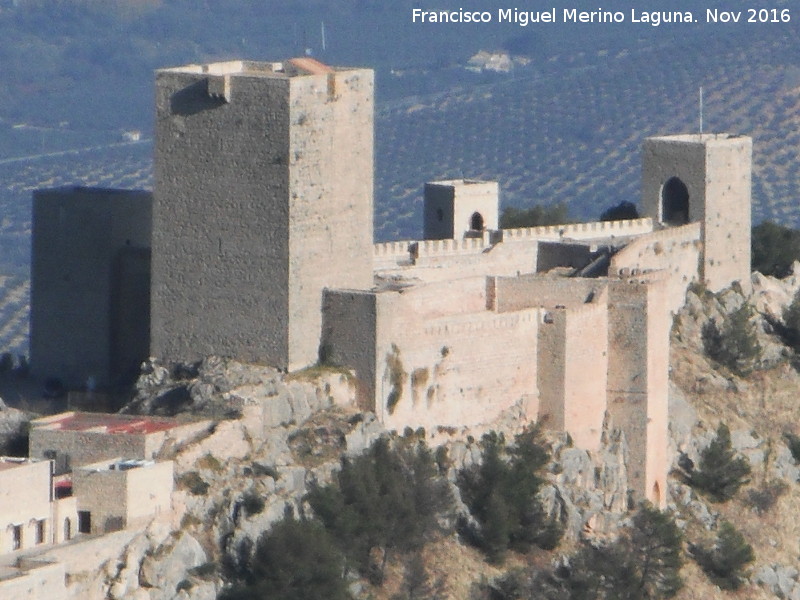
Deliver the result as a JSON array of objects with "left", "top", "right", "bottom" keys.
[{"left": 502, "top": 217, "right": 654, "bottom": 242}]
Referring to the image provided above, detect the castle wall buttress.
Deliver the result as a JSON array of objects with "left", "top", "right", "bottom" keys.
[{"left": 607, "top": 276, "right": 669, "bottom": 507}]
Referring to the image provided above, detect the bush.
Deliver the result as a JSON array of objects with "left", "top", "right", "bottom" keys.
[
  {"left": 306, "top": 436, "right": 454, "bottom": 584},
  {"left": 745, "top": 479, "right": 787, "bottom": 515},
  {"left": 688, "top": 423, "right": 751, "bottom": 503},
  {"left": 177, "top": 471, "right": 210, "bottom": 496},
  {"left": 752, "top": 221, "right": 800, "bottom": 278},
  {"left": 690, "top": 521, "right": 755, "bottom": 590},
  {"left": 784, "top": 432, "right": 800, "bottom": 463},
  {"left": 600, "top": 200, "right": 639, "bottom": 222},
  {"left": 499, "top": 203, "right": 570, "bottom": 228},
  {"left": 490, "top": 504, "right": 683, "bottom": 599},
  {"left": 219, "top": 513, "right": 351, "bottom": 600},
  {"left": 456, "top": 427, "right": 562, "bottom": 563},
  {"left": 241, "top": 491, "right": 265, "bottom": 517},
  {"left": 702, "top": 305, "right": 761, "bottom": 376}
]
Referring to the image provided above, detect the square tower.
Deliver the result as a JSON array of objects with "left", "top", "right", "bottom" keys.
[
  {"left": 641, "top": 134, "right": 752, "bottom": 292},
  {"left": 30, "top": 187, "right": 152, "bottom": 388},
  {"left": 423, "top": 179, "right": 498, "bottom": 240},
  {"left": 152, "top": 59, "right": 374, "bottom": 371}
]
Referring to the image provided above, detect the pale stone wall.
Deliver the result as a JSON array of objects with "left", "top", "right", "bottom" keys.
[
  {"left": 375, "top": 238, "right": 538, "bottom": 285},
  {"left": 152, "top": 61, "right": 373, "bottom": 371},
  {"left": 0, "top": 560, "right": 66, "bottom": 600},
  {"left": 374, "top": 280, "right": 538, "bottom": 431},
  {"left": 0, "top": 459, "right": 53, "bottom": 554},
  {"left": 72, "top": 459, "right": 173, "bottom": 534},
  {"left": 30, "top": 187, "right": 151, "bottom": 388},
  {"left": 286, "top": 68, "right": 374, "bottom": 370},
  {"left": 493, "top": 274, "right": 605, "bottom": 313},
  {"left": 536, "top": 298, "right": 608, "bottom": 452},
  {"left": 562, "top": 302, "right": 608, "bottom": 451},
  {"left": 610, "top": 223, "right": 702, "bottom": 314},
  {"left": 641, "top": 134, "right": 751, "bottom": 292},
  {"left": 423, "top": 180, "right": 499, "bottom": 239},
  {"left": 606, "top": 275, "right": 669, "bottom": 507}
]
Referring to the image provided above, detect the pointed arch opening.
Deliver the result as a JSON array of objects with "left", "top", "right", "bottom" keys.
[{"left": 470, "top": 212, "right": 484, "bottom": 231}]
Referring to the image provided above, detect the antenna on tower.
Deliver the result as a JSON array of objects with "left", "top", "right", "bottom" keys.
[
  {"left": 321, "top": 21, "right": 327, "bottom": 52},
  {"left": 699, "top": 86, "right": 704, "bottom": 135}
]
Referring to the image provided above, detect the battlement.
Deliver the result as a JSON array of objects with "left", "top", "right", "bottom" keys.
[
  {"left": 373, "top": 241, "right": 412, "bottom": 258},
  {"left": 159, "top": 57, "right": 341, "bottom": 78},
  {"left": 416, "top": 235, "right": 490, "bottom": 257},
  {"left": 502, "top": 217, "right": 654, "bottom": 242}
]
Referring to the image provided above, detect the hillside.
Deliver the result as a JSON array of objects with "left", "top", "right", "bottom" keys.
[{"left": 1, "top": 270, "right": 795, "bottom": 599}]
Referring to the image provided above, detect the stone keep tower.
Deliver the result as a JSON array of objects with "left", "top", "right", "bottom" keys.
[
  {"left": 152, "top": 59, "right": 374, "bottom": 371},
  {"left": 423, "top": 179, "right": 498, "bottom": 239},
  {"left": 641, "top": 134, "right": 752, "bottom": 292}
]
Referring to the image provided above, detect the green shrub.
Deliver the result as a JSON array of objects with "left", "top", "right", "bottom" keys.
[
  {"left": 752, "top": 221, "right": 800, "bottom": 278},
  {"left": 600, "top": 200, "right": 639, "bottom": 222},
  {"left": 456, "top": 427, "right": 562, "bottom": 563},
  {"left": 702, "top": 305, "right": 761, "bottom": 376},
  {"left": 690, "top": 521, "right": 755, "bottom": 590},
  {"left": 241, "top": 491, "right": 265, "bottom": 517},
  {"left": 177, "top": 471, "right": 210, "bottom": 496},
  {"left": 306, "top": 436, "right": 454, "bottom": 584},
  {"left": 688, "top": 423, "right": 751, "bottom": 503},
  {"left": 499, "top": 203, "right": 570, "bottom": 228},
  {"left": 219, "top": 513, "right": 351, "bottom": 600},
  {"left": 784, "top": 432, "right": 800, "bottom": 463}
]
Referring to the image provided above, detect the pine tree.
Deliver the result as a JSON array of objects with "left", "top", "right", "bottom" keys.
[
  {"left": 690, "top": 521, "right": 755, "bottom": 590},
  {"left": 689, "top": 423, "right": 751, "bottom": 502},
  {"left": 702, "top": 305, "right": 761, "bottom": 376}
]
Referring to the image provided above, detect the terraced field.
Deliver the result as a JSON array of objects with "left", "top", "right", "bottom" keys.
[{"left": 0, "top": 26, "right": 799, "bottom": 357}]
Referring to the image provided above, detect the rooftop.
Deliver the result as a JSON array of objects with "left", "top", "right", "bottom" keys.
[
  {"left": 160, "top": 57, "right": 338, "bottom": 78},
  {"left": 31, "top": 411, "right": 181, "bottom": 435},
  {"left": 0, "top": 457, "right": 39, "bottom": 472}
]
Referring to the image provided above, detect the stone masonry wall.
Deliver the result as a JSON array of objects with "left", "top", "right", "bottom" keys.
[
  {"left": 152, "top": 63, "right": 373, "bottom": 371},
  {"left": 493, "top": 274, "right": 606, "bottom": 313},
  {"left": 606, "top": 276, "right": 669, "bottom": 507},
  {"left": 373, "top": 283, "right": 539, "bottom": 432},
  {"left": 610, "top": 222, "right": 702, "bottom": 314},
  {"left": 30, "top": 187, "right": 151, "bottom": 388},
  {"left": 152, "top": 67, "right": 292, "bottom": 367},
  {"left": 287, "top": 69, "right": 374, "bottom": 370}
]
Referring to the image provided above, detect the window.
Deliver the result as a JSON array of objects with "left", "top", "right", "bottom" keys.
[
  {"left": 12, "top": 524, "right": 21, "bottom": 550},
  {"left": 64, "top": 518, "right": 71, "bottom": 541},
  {"left": 78, "top": 511, "right": 91, "bottom": 534},
  {"left": 36, "top": 519, "right": 46, "bottom": 544},
  {"left": 470, "top": 212, "right": 484, "bottom": 231}
]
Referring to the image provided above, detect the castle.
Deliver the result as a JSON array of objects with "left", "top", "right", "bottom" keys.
[{"left": 29, "top": 58, "right": 752, "bottom": 507}]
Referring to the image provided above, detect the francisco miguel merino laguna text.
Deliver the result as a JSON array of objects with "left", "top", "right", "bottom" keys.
[{"left": 412, "top": 7, "right": 698, "bottom": 26}]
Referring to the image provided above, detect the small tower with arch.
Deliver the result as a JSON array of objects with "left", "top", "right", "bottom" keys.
[
  {"left": 641, "top": 133, "right": 752, "bottom": 292},
  {"left": 423, "top": 179, "right": 499, "bottom": 240}
]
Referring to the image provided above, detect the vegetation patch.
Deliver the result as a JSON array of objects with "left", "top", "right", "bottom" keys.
[
  {"left": 177, "top": 471, "right": 210, "bottom": 496},
  {"left": 456, "top": 427, "right": 562, "bottom": 564},
  {"left": 385, "top": 344, "right": 406, "bottom": 415},
  {"left": 686, "top": 423, "right": 751, "bottom": 503}
]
